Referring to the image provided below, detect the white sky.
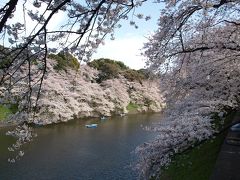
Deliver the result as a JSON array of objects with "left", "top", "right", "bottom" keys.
[
  {"left": 92, "top": 35, "right": 146, "bottom": 69},
  {"left": 1, "top": 0, "right": 162, "bottom": 70},
  {"left": 92, "top": 1, "right": 161, "bottom": 69}
]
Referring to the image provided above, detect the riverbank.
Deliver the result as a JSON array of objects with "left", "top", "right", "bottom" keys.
[
  {"left": 0, "top": 122, "right": 16, "bottom": 128},
  {"left": 3, "top": 58, "right": 165, "bottom": 125},
  {"left": 0, "top": 110, "right": 161, "bottom": 128},
  {"left": 157, "top": 111, "right": 236, "bottom": 180}
]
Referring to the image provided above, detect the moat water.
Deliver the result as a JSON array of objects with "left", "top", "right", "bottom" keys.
[{"left": 0, "top": 113, "right": 161, "bottom": 180}]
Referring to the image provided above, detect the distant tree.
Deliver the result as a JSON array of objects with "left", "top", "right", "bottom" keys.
[
  {"left": 88, "top": 58, "right": 129, "bottom": 71},
  {"left": 122, "top": 69, "right": 145, "bottom": 83},
  {"left": 48, "top": 51, "right": 80, "bottom": 71},
  {"left": 137, "top": 68, "right": 155, "bottom": 79},
  {"left": 88, "top": 58, "right": 149, "bottom": 83}
]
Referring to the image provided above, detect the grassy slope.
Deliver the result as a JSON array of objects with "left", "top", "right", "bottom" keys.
[
  {"left": 0, "top": 105, "right": 12, "bottom": 121},
  {"left": 158, "top": 111, "right": 235, "bottom": 180},
  {"left": 0, "top": 104, "right": 18, "bottom": 121},
  {"left": 127, "top": 102, "right": 140, "bottom": 113}
]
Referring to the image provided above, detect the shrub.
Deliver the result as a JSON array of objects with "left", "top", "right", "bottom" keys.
[
  {"left": 88, "top": 58, "right": 150, "bottom": 83},
  {"left": 88, "top": 58, "right": 129, "bottom": 71},
  {"left": 137, "top": 68, "right": 156, "bottom": 79},
  {"left": 96, "top": 62, "right": 120, "bottom": 83},
  {"left": 0, "top": 46, "right": 12, "bottom": 69},
  {"left": 88, "top": 58, "right": 128, "bottom": 83},
  {"left": 122, "top": 69, "right": 145, "bottom": 83},
  {"left": 48, "top": 52, "right": 80, "bottom": 71}
]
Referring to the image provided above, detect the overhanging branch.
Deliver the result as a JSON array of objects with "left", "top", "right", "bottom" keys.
[{"left": 0, "top": 0, "right": 18, "bottom": 33}]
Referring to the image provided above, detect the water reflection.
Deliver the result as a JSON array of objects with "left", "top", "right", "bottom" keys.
[{"left": 0, "top": 113, "right": 161, "bottom": 180}]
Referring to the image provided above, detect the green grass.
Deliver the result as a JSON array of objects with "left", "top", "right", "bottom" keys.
[
  {"left": 0, "top": 104, "right": 18, "bottom": 121},
  {"left": 157, "top": 111, "right": 235, "bottom": 180},
  {"left": 159, "top": 135, "right": 225, "bottom": 180},
  {"left": 0, "top": 105, "right": 12, "bottom": 121},
  {"left": 126, "top": 102, "right": 140, "bottom": 113}
]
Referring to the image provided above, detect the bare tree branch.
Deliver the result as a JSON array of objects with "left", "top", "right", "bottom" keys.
[{"left": 0, "top": 0, "right": 18, "bottom": 32}]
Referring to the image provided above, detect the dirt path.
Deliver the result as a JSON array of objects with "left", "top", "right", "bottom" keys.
[{"left": 211, "top": 111, "right": 240, "bottom": 180}]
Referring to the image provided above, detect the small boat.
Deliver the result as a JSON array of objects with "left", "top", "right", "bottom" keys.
[
  {"left": 100, "top": 116, "right": 107, "bottom": 120},
  {"left": 85, "top": 124, "right": 98, "bottom": 128},
  {"left": 120, "top": 113, "right": 126, "bottom": 117},
  {"left": 230, "top": 123, "right": 240, "bottom": 132}
]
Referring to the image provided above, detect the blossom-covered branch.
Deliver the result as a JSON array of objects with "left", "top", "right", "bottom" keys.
[
  {"left": 0, "top": 0, "right": 150, "bottom": 114},
  {"left": 137, "top": 0, "right": 240, "bottom": 178}
]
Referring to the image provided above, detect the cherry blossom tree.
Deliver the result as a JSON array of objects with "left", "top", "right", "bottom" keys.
[
  {"left": 2, "top": 0, "right": 240, "bottom": 176},
  {"left": 0, "top": 0, "right": 150, "bottom": 112},
  {"left": 136, "top": 0, "right": 240, "bottom": 179},
  {"left": 0, "top": 0, "right": 151, "bottom": 163}
]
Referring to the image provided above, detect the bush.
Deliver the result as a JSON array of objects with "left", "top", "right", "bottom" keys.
[
  {"left": 88, "top": 58, "right": 129, "bottom": 71},
  {"left": 123, "top": 69, "right": 145, "bottom": 82},
  {"left": 48, "top": 52, "right": 80, "bottom": 71},
  {"left": 96, "top": 62, "right": 120, "bottom": 83},
  {"left": 0, "top": 46, "right": 11, "bottom": 69},
  {"left": 88, "top": 58, "right": 129, "bottom": 83},
  {"left": 88, "top": 58, "right": 150, "bottom": 83},
  {"left": 137, "top": 68, "right": 155, "bottom": 79}
]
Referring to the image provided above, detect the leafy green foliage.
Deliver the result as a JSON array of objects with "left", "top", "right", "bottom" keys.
[
  {"left": 95, "top": 60, "right": 121, "bottom": 82},
  {"left": 0, "top": 105, "right": 11, "bottom": 121},
  {"left": 0, "top": 45, "right": 38, "bottom": 69},
  {"left": 137, "top": 68, "right": 156, "bottom": 79},
  {"left": 126, "top": 102, "right": 140, "bottom": 112},
  {"left": 122, "top": 69, "right": 145, "bottom": 82},
  {"left": 0, "top": 46, "right": 12, "bottom": 69},
  {"left": 48, "top": 52, "right": 80, "bottom": 71},
  {"left": 88, "top": 58, "right": 129, "bottom": 71},
  {"left": 0, "top": 57, "right": 11, "bottom": 69},
  {"left": 0, "top": 104, "right": 18, "bottom": 121},
  {"left": 88, "top": 58, "right": 148, "bottom": 83}
]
